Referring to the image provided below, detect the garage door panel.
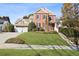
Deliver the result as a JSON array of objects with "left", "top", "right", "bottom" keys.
[{"left": 15, "top": 27, "right": 28, "bottom": 32}]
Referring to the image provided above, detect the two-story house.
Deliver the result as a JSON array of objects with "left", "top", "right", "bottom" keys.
[
  {"left": 15, "top": 8, "right": 58, "bottom": 32},
  {"left": 33, "top": 8, "right": 56, "bottom": 31}
]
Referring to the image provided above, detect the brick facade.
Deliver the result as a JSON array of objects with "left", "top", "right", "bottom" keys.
[{"left": 34, "top": 8, "right": 56, "bottom": 32}]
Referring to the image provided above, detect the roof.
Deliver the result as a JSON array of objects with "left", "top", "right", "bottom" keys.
[
  {"left": 35, "top": 8, "right": 55, "bottom": 15},
  {"left": 15, "top": 14, "right": 34, "bottom": 27},
  {"left": 0, "top": 16, "right": 10, "bottom": 23},
  {"left": 15, "top": 18, "right": 29, "bottom": 27}
]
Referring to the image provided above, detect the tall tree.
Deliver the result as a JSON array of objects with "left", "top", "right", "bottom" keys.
[
  {"left": 73, "top": 4, "right": 79, "bottom": 28},
  {"left": 61, "top": 3, "right": 79, "bottom": 28},
  {"left": 61, "top": 3, "right": 79, "bottom": 48}
]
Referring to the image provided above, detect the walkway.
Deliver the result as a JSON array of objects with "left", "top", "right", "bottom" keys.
[
  {"left": 0, "top": 32, "right": 21, "bottom": 44},
  {"left": 0, "top": 43, "right": 77, "bottom": 50}
]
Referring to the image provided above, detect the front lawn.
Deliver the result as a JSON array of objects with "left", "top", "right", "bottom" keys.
[
  {"left": 16, "top": 32, "right": 69, "bottom": 45},
  {"left": 0, "top": 49, "right": 79, "bottom": 56}
]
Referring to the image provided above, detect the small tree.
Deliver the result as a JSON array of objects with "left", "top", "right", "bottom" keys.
[
  {"left": 28, "top": 22, "right": 36, "bottom": 31},
  {"left": 7, "top": 24, "right": 15, "bottom": 32},
  {"left": 2, "top": 23, "right": 15, "bottom": 32}
]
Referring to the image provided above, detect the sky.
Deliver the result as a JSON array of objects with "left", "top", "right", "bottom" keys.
[{"left": 0, "top": 3, "right": 63, "bottom": 24}]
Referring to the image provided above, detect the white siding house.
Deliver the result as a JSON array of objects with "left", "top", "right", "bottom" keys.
[
  {"left": 15, "top": 14, "right": 34, "bottom": 32},
  {"left": 15, "top": 18, "right": 29, "bottom": 32},
  {"left": 15, "top": 27, "right": 28, "bottom": 32}
]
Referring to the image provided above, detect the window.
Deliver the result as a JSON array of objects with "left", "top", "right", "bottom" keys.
[
  {"left": 36, "top": 15, "right": 39, "bottom": 19},
  {"left": 43, "top": 14, "right": 46, "bottom": 19}
]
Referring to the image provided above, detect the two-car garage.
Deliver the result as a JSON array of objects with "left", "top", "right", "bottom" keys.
[{"left": 15, "top": 26, "right": 28, "bottom": 32}]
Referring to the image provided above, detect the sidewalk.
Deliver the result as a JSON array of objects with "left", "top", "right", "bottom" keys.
[{"left": 0, "top": 43, "right": 76, "bottom": 50}]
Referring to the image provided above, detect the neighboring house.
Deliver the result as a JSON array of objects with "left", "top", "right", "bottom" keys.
[
  {"left": 15, "top": 8, "right": 58, "bottom": 32},
  {"left": 0, "top": 19, "right": 3, "bottom": 32},
  {"left": 15, "top": 14, "right": 34, "bottom": 32},
  {"left": 15, "top": 18, "right": 29, "bottom": 32},
  {"left": 0, "top": 16, "right": 10, "bottom": 32},
  {"left": 33, "top": 8, "right": 57, "bottom": 32}
]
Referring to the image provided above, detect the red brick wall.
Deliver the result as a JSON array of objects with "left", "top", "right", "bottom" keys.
[
  {"left": 40, "top": 14, "right": 44, "bottom": 27},
  {"left": 34, "top": 14, "right": 56, "bottom": 29},
  {"left": 34, "top": 13, "right": 46, "bottom": 27}
]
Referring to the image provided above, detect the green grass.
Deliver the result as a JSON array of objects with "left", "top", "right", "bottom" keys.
[
  {"left": 0, "top": 49, "right": 79, "bottom": 56},
  {"left": 17, "top": 32, "right": 69, "bottom": 45}
]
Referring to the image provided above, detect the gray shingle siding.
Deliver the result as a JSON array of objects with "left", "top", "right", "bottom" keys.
[
  {"left": 0, "top": 19, "right": 3, "bottom": 32},
  {"left": 0, "top": 16, "right": 10, "bottom": 32},
  {"left": 0, "top": 24, "right": 2, "bottom": 32}
]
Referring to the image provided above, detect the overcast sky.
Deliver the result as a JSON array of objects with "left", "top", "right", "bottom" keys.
[{"left": 0, "top": 3, "right": 63, "bottom": 24}]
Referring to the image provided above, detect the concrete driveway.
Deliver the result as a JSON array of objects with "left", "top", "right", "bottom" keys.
[{"left": 0, "top": 32, "right": 22, "bottom": 44}]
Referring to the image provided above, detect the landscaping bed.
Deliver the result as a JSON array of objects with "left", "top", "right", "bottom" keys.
[{"left": 5, "top": 37, "right": 25, "bottom": 44}]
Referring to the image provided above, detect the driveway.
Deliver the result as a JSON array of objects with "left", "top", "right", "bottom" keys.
[{"left": 0, "top": 32, "right": 22, "bottom": 44}]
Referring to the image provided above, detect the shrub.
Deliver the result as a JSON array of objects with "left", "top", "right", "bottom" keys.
[
  {"left": 43, "top": 31, "right": 57, "bottom": 34},
  {"left": 5, "top": 37, "right": 25, "bottom": 44},
  {"left": 59, "top": 27, "right": 79, "bottom": 37},
  {"left": 7, "top": 24, "right": 15, "bottom": 32},
  {"left": 40, "top": 27, "right": 44, "bottom": 31},
  {"left": 32, "top": 28, "right": 37, "bottom": 31},
  {"left": 2, "top": 23, "right": 15, "bottom": 32},
  {"left": 28, "top": 22, "right": 36, "bottom": 31}
]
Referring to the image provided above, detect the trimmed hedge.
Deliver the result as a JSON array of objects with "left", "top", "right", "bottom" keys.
[
  {"left": 43, "top": 31, "right": 58, "bottom": 34},
  {"left": 40, "top": 27, "right": 44, "bottom": 31},
  {"left": 5, "top": 37, "right": 25, "bottom": 44}
]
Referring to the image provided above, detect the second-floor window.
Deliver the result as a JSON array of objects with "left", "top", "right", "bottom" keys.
[
  {"left": 36, "top": 15, "right": 40, "bottom": 20},
  {"left": 43, "top": 14, "right": 46, "bottom": 19}
]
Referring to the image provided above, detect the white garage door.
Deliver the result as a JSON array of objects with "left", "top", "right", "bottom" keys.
[{"left": 15, "top": 27, "right": 28, "bottom": 32}]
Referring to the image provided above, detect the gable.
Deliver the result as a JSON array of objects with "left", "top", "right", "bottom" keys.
[
  {"left": 35, "top": 8, "right": 55, "bottom": 15},
  {"left": 15, "top": 19, "right": 29, "bottom": 27},
  {"left": 36, "top": 8, "right": 49, "bottom": 14}
]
